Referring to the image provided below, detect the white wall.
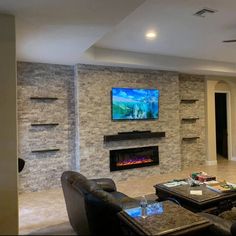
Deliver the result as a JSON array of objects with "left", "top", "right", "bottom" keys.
[
  {"left": 0, "top": 14, "right": 18, "bottom": 234},
  {"left": 206, "top": 76, "right": 236, "bottom": 164}
]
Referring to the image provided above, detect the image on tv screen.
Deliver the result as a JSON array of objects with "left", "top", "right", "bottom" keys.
[{"left": 111, "top": 88, "right": 159, "bottom": 120}]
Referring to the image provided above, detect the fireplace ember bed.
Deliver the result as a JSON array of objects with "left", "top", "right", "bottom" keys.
[{"left": 110, "top": 146, "right": 159, "bottom": 171}]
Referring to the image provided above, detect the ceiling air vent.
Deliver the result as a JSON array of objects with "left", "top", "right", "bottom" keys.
[{"left": 194, "top": 8, "right": 217, "bottom": 17}]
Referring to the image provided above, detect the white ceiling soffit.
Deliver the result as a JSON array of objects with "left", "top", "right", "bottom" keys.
[
  {"left": 80, "top": 47, "right": 236, "bottom": 76},
  {"left": 96, "top": 0, "right": 236, "bottom": 63},
  {"left": 92, "top": 0, "right": 236, "bottom": 75},
  {"left": 0, "top": 0, "right": 144, "bottom": 65}
]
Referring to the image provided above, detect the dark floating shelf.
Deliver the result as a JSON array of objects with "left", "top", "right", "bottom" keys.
[
  {"left": 30, "top": 97, "right": 58, "bottom": 100},
  {"left": 104, "top": 131, "right": 165, "bottom": 142},
  {"left": 31, "top": 123, "right": 59, "bottom": 127},
  {"left": 31, "top": 148, "right": 60, "bottom": 153},
  {"left": 181, "top": 117, "right": 199, "bottom": 121},
  {"left": 180, "top": 99, "right": 199, "bottom": 103},
  {"left": 182, "top": 137, "right": 200, "bottom": 141}
]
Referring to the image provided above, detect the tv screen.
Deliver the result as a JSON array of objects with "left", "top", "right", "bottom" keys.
[{"left": 111, "top": 88, "right": 159, "bottom": 120}]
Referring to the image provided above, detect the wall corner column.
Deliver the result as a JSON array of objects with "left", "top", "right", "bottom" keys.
[
  {"left": 0, "top": 13, "right": 18, "bottom": 234},
  {"left": 205, "top": 79, "right": 218, "bottom": 165}
]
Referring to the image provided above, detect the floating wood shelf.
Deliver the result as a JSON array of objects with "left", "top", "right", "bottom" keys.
[
  {"left": 31, "top": 148, "right": 60, "bottom": 153},
  {"left": 31, "top": 123, "right": 59, "bottom": 127},
  {"left": 180, "top": 99, "right": 199, "bottom": 103},
  {"left": 182, "top": 137, "right": 200, "bottom": 141},
  {"left": 181, "top": 117, "right": 199, "bottom": 121},
  {"left": 104, "top": 131, "right": 165, "bottom": 142},
  {"left": 30, "top": 97, "right": 58, "bottom": 100}
]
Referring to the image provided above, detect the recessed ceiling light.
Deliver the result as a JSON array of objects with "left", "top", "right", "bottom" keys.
[{"left": 146, "top": 31, "right": 157, "bottom": 40}]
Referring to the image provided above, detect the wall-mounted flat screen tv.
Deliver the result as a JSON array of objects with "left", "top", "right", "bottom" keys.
[{"left": 111, "top": 88, "right": 159, "bottom": 120}]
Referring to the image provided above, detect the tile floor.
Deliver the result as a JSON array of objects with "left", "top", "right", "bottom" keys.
[{"left": 19, "top": 157, "right": 236, "bottom": 234}]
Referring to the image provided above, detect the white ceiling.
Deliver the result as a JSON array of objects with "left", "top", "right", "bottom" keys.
[
  {"left": 0, "top": 0, "right": 144, "bottom": 65},
  {"left": 1, "top": 0, "right": 236, "bottom": 75},
  {"left": 96, "top": 0, "right": 236, "bottom": 63}
]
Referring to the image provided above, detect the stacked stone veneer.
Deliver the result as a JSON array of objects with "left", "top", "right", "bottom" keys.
[
  {"left": 179, "top": 74, "right": 206, "bottom": 168},
  {"left": 17, "top": 62, "right": 206, "bottom": 192},
  {"left": 76, "top": 65, "right": 182, "bottom": 181},
  {"left": 17, "top": 62, "right": 75, "bottom": 192}
]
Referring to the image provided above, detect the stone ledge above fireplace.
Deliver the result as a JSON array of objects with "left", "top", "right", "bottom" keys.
[{"left": 104, "top": 130, "right": 165, "bottom": 142}]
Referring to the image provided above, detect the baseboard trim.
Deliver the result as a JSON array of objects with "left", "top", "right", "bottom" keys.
[
  {"left": 231, "top": 157, "right": 236, "bottom": 161},
  {"left": 205, "top": 160, "right": 217, "bottom": 165}
]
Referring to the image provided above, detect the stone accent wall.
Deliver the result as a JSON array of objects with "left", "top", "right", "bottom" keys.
[
  {"left": 179, "top": 74, "right": 206, "bottom": 168},
  {"left": 76, "top": 65, "right": 182, "bottom": 181},
  {"left": 17, "top": 62, "right": 207, "bottom": 192},
  {"left": 17, "top": 62, "right": 76, "bottom": 192}
]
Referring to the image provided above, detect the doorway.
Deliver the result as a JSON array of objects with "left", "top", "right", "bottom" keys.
[{"left": 215, "top": 93, "right": 228, "bottom": 159}]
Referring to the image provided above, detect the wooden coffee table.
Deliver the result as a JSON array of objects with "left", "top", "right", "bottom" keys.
[
  {"left": 118, "top": 201, "right": 211, "bottom": 235},
  {"left": 154, "top": 181, "right": 236, "bottom": 214}
]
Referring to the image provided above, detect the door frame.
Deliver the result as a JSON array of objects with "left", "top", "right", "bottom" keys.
[{"left": 214, "top": 90, "right": 232, "bottom": 160}]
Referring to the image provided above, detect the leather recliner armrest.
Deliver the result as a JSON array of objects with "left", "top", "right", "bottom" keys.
[
  {"left": 231, "top": 222, "right": 236, "bottom": 236},
  {"left": 90, "top": 178, "right": 117, "bottom": 192},
  {"left": 199, "top": 212, "right": 232, "bottom": 236}
]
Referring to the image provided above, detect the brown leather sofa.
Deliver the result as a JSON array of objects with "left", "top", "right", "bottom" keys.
[
  {"left": 61, "top": 171, "right": 138, "bottom": 235},
  {"left": 200, "top": 212, "right": 236, "bottom": 236}
]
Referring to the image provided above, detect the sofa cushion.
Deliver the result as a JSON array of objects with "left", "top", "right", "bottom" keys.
[
  {"left": 61, "top": 171, "right": 91, "bottom": 235},
  {"left": 72, "top": 176, "right": 101, "bottom": 195},
  {"left": 62, "top": 171, "right": 138, "bottom": 235},
  {"left": 110, "top": 191, "right": 139, "bottom": 209},
  {"left": 62, "top": 171, "right": 87, "bottom": 185},
  {"left": 199, "top": 212, "right": 232, "bottom": 236},
  {"left": 219, "top": 207, "right": 236, "bottom": 222},
  {"left": 86, "top": 189, "right": 122, "bottom": 212},
  {"left": 84, "top": 190, "right": 123, "bottom": 235},
  {"left": 91, "top": 178, "right": 117, "bottom": 192},
  {"left": 231, "top": 223, "right": 236, "bottom": 235}
]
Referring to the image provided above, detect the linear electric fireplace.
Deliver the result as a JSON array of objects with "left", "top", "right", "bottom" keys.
[{"left": 110, "top": 146, "right": 159, "bottom": 171}]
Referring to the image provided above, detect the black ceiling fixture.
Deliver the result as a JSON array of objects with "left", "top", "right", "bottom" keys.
[
  {"left": 194, "top": 8, "right": 217, "bottom": 17},
  {"left": 222, "top": 39, "right": 236, "bottom": 43}
]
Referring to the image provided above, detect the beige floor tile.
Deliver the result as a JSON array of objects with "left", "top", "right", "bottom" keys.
[{"left": 19, "top": 159, "right": 236, "bottom": 234}]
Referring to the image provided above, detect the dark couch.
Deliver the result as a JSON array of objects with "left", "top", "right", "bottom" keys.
[
  {"left": 61, "top": 171, "right": 138, "bottom": 235},
  {"left": 200, "top": 212, "right": 236, "bottom": 236}
]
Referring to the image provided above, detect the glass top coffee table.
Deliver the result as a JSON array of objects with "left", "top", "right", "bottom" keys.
[
  {"left": 118, "top": 201, "right": 211, "bottom": 235},
  {"left": 154, "top": 181, "right": 236, "bottom": 214}
]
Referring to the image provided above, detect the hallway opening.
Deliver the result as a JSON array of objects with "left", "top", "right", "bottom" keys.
[{"left": 215, "top": 92, "right": 228, "bottom": 160}]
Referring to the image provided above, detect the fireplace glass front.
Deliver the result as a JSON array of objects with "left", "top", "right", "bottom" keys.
[{"left": 110, "top": 146, "right": 159, "bottom": 171}]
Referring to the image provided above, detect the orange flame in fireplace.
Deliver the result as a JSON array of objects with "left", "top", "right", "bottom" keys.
[{"left": 116, "top": 158, "right": 153, "bottom": 167}]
